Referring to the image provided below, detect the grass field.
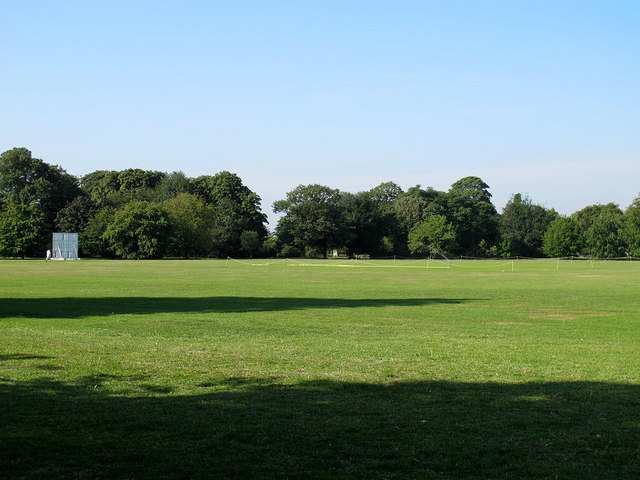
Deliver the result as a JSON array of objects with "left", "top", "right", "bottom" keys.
[{"left": 1, "top": 258, "right": 640, "bottom": 479}]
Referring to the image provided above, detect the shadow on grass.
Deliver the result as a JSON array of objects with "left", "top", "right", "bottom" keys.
[
  {"left": 0, "top": 296, "right": 470, "bottom": 319},
  {"left": 1, "top": 372, "right": 639, "bottom": 479},
  {"left": 0, "top": 354, "right": 52, "bottom": 361}
]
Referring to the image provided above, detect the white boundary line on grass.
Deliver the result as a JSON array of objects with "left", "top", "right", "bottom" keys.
[
  {"left": 226, "top": 257, "right": 289, "bottom": 266},
  {"left": 226, "top": 257, "right": 452, "bottom": 269},
  {"left": 225, "top": 257, "right": 638, "bottom": 270}
]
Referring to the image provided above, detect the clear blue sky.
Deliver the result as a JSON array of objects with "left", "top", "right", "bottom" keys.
[{"left": 2, "top": 1, "right": 638, "bottom": 227}]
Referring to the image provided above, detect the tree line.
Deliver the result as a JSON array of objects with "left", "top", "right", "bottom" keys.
[{"left": 1, "top": 147, "right": 639, "bottom": 259}]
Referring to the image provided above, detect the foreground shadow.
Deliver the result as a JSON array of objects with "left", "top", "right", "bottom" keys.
[
  {"left": 0, "top": 296, "right": 469, "bottom": 318},
  {"left": 1, "top": 373, "right": 639, "bottom": 479}
]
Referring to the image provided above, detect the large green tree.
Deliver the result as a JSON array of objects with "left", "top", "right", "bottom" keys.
[
  {"left": 542, "top": 216, "right": 582, "bottom": 257},
  {"left": 104, "top": 202, "right": 170, "bottom": 259},
  {"left": 163, "top": 193, "right": 214, "bottom": 258},
  {"left": 369, "top": 181, "right": 404, "bottom": 204},
  {"left": 394, "top": 194, "right": 429, "bottom": 233},
  {"left": 0, "top": 147, "right": 80, "bottom": 255},
  {"left": 81, "top": 169, "right": 166, "bottom": 206},
  {"left": 0, "top": 202, "right": 45, "bottom": 258},
  {"left": 191, "top": 171, "right": 268, "bottom": 241},
  {"left": 154, "top": 171, "right": 192, "bottom": 202},
  {"left": 408, "top": 215, "right": 457, "bottom": 256},
  {"left": 394, "top": 186, "right": 447, "bottom": 232},
  {"left": 340, "top": 190, "right": 401, "bottom": 257},
  {"left": 572, "top": 203, "right": 621, "bottom": 231},
  {"left": 80, "top": 207, "right": 117, "bottom": 258},
  {"left": 274, "top": 184, "right": 344, "bottom": 258},
  {"left": 585, "top": 210, "right": 625, "bottom": 258},
  {"left": 572, "top": 203, "right": 625, "bottom": 258},
  {"left": 500, "top": 194, "right": 557, "bottom": 257},
  {"left": 0, "top": 148, "right": 80, "bottom": 213},
  {"left": 207, "top": 198, "right": 251, "bottom": 257},
  {"left": 446, "top": 177, "right": 498, "bottom": 255},
  {"left": 80, "top": 170, "right": 122, "bottom": 206},
  {"left": 240, "top": 230, "right": 261, "bottom": 258},
  {"left": 367, "top": 182, "right": 405, "bottom": 256},
  {"left": 55, "top": 196, "right": 97, "bottom": 233}
]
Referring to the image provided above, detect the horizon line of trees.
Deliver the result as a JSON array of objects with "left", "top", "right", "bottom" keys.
[{"left": 1, "top": 147, "right": 639, "bottom": 260}]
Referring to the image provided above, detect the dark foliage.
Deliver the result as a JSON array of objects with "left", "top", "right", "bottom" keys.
[{"left": 1, "top": 147, "right": 637, "bottom": 259}]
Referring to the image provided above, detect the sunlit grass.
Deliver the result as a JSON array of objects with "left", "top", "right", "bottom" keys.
[{"left": 1, "top": 259, "right": 640, "bottom": 478}]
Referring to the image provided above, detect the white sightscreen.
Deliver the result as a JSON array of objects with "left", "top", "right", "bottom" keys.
[{"left": 52, "top": 232, "right": 79, "bottom": 260}]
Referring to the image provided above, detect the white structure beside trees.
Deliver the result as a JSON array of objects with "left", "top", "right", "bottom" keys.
[{"left": 52, "top": 232, "right": 79, "bottom": 260}]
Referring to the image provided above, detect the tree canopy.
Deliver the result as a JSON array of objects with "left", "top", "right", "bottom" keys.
[
  {"left": 0, "top": 148, "right": 80, "bottom": 255},
  {"left": 542, "top": 217, "right": 582, "bottom": 257},
  {"left": 104, "top": 201, "right": 170, "bottom": 259},
  {"left": 1, "top": 146, "right": 639, "bottom": 260},
  {"left": 408, "top": 215, "right": 457, "bottom": 256},
  {"left": 500, "top": 194, "right": 557, "bottom": 257},
  {"left": 274, "top": 184, "right": 344, "bottom": 258},
  {"left": 623, "top": 196, "right": 640, "bottom": 257}
]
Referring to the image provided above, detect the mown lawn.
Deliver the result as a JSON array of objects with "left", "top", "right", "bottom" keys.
[{"left": 1, "top": 258, "right": 639, "bottom": 479}]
